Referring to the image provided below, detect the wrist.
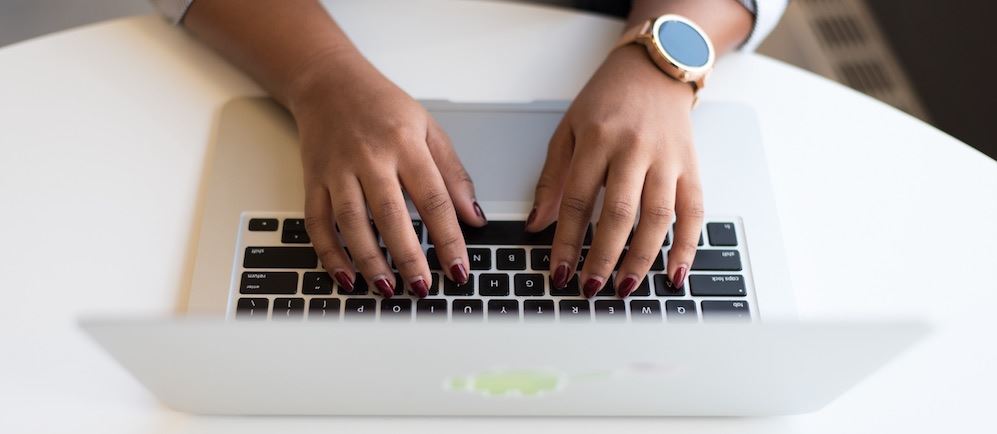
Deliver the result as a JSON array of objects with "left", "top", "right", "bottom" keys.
[
  {"left": 284, "top": 46, "right": 376, "bottom": 115},
  {"left": 606, "top": 44, "right": 695, "bottom": 106}
]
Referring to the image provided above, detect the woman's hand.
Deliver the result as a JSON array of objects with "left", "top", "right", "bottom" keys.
[
  {"left": 526, "top": 44, "right": 704, "bottom": 298},
  {"left": 290, "top": 49, "right": 485, "bottom": 298}
]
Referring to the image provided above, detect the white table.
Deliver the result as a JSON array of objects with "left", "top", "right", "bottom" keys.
[{"left": 1, "top": 1, "right": 995, "bottom": 432}]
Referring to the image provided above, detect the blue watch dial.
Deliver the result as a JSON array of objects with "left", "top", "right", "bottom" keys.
[{"left": 657, "top": 20, "right": 710, "bottom": 68}]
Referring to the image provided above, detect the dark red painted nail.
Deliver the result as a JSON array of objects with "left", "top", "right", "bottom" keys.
[
  {"left": 583, "top": 278, "right": 603, "bottom": 298},
  {"left": 617, "top": 276, "right": 638, "bottom": 298},
  {"left": 411, "top": 278, "right": 429, "bottom": 298},
  {"left": 553, "top": 264, "right": 570, "bottom": 289},
  {"left": 526, "top": 207, "right": 537, "bottom": 228},
  {"left": 374, "top": 278, "right": 394, "bottom": 298},
  {"left": 671, "top": 265, "right": 688, "bottom": 290},
  {"left": 473, "top": 201, "right": 487, "bottom": 223},
  {"left": 334, "top": 271, "right": 355, "bottom": 292},
  {"left": 450, "top": 263, "right": 469, "bottom": 285}
]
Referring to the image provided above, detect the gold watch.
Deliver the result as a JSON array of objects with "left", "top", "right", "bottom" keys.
[{"left": 615, "top": 14, "right": 715, "bottom": 105}]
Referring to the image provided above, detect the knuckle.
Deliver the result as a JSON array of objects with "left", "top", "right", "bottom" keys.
[
  {"left": 303, "top": 215, "right": 330, "bottom": 232},
  {"left": 333, "top": 201, "right": 368, "bottom": 226},
  {"left": 643, "top": 205, "right": 675, "bottom": 224},
  {"left": 629, "top": 251, "right": 655, "bottom": 268},
  {"left": 560, "top": 196, "right": 592, "bottom": 222},
  {"left": 391, "top": 248, "right": 425, "bottom": 271},
  {"left": 590, "top": 252, "right": 615, "bottom": 269},
  {"left": 418, "top": 190, "right": 454, "bottom": 218},
  {"left": 375, "top": 199, "right": 407, "bottom": 220},
  {"left": 354, "top": 249, "right": 386, "bottom": 271},
  {"left": 604, "top": 200, "right": 635, "bottom": 222},
  {"left": 433, "top": 233, "right": 463, "bottom": 251}
]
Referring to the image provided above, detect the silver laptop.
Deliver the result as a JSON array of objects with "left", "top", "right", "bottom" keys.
[{"left": 80, "top": 97, "right": 927, "bottom": 416}]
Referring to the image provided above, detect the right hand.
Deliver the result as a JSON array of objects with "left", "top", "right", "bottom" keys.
[{"left": 289, "top": 49, "right": 486, "bottom": 298}]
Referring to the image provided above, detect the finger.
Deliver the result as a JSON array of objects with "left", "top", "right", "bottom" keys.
[
  {"left": 426, "top": 118, "right": 486, "bottom": 227},
  {"left": 581, "top": 158, "right": 647, "bottom": 297},
  {"left": 549, "top": 145, "right": 605, "bottom": 290},
  {"left": 303, "top": 185, "right": 356, "bottom": 291},
  {"left": 361, "top": 171, "right": 433, "bottom": 298},
  {"left": 617, "top": 166, "right": 675, "bottom": 297},
  {"left": 527, "top": 119, "right": 574, "bottom": 232},
  {"left": 398, "top": 150, "right": 468, "bottom": 297},
  {"left": 330, "top": 175, "right": 396, "bottom": 298},
  {"left": 668, "top": 170, "right": 705, "bottom": 291}
]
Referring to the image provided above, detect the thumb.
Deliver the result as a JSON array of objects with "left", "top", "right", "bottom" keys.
[{"left": 526, "top": 119, "right": 573, "bottom": 232}]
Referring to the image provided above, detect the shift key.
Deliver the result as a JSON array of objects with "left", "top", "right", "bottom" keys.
[
  {"left": 691, "top": 250, "right": 742, "bottom": 271},
  {"left": 244, "top": 247, "right": 317, "bottom": 269}
]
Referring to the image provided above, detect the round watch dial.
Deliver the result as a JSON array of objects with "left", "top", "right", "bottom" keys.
[{"left": 657, "top": 19, "right": 710, "bottom": 68}]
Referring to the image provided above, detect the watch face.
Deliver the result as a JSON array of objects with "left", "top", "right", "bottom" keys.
[{"left": 657, "top": 19, "right": 710, "bottom": 68}]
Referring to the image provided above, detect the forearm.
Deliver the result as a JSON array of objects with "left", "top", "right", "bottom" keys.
[
  {"left": 183, "top": 0, "right": 363, "bottom": 109},
  {"left": 626, "top": 0, "right": 753, "bottom": 55}
]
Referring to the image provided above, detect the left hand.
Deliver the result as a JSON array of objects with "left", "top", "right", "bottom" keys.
[{"left": 526, "top": 44, "right": 705, "bottom": 298}]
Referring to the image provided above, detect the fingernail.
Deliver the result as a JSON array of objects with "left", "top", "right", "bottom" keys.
[
  {"left": 583, "top": 277, "right": 603, "bottom": 298},
  {"left": 473, "top": 201, "right": 487, "bottom": 223},
  {"left": 671, "top": 265, "right": 688, "bottom": 290},
  {"left": 450, "top": 262, "right": 469, "bottom": 286},
  {"left": 410, "top": 277, "right": 429, "bottom": 298},
  {"left": 617, "top": 275, "right": 638, "bottom": 298},
  {"left": 526, "top": 207, "right": 537, "bottom": 228},
  {"left": 553, "top": 263, "right": 570, "bottom": 289},
  {"left": 334, "top": 271, "right": 354, "bottom": 292},
  {"left": 374, "top": 278, "right": 394, "bottom": 298}
]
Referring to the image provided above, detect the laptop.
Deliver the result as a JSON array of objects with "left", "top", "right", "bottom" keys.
[{"left": 80, "top": 97, "right": 927, "bottom": 416}]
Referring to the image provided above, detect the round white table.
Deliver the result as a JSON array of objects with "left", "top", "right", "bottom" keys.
[{"left": 1, "top": 0, "right": 995, "bottom": 432}]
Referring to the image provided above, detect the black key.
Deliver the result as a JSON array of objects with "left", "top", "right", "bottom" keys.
[
  {"left": 702, "top": 300, "right": 751, "bottom": 322},
  {"left": 699, "top": 233, "right": 704, "bottom": 246},
  {"left": 235, "top": 298, "right": 268, "bottom": 320},
  {"left": 426, "top": 248, "right": 442, "bottom": 270},
  {"left": 630, "top": 300, "right": 662, "bottom": 322},
  {"left": 689, "top": 274, "right": 746, "bottom": 297},
  {"left": 559, "top": 300, "right": 591, "bottom": 320},
  {"left": 576, "top": 249, "right": 589, "bottom": 269},
  {"left": 514, "top": 273, "right": 545, "bottom": 296},
  {"left": 248, "top": 218, "right": 278, "bottom": 231},
  {"left": 488, "top": 300, "right": 519, "bottom": 321},
  {"left": 663, "top": 232, "right": 670, "bottom": 246},
  {"left": 344, "top": 298, "right": 377, "bottom": 320},
  {"left": 272, "top": 298, "right": 305, "bottom": 321},
  {"left": 416, "top": 298, "right": 448, "bottom": 320},
  {"left": 412, "top": 220, "right": 425, "bottom": 243},
  {"left": 665, "top": 300, "right": 698, "bottom": 322},
  {"left": 452, "top": 299, "right": 484, "bottom": 321},
  {"left": 594, "top": 300, "right": 626, "bottom": 321},
  {"left": 524, "top": 300, "right": 555, "bottom": 321},
  {"left": 283, "top": 218, "right": 305, "bottom": 231},
  {"left": 381, "top": 298, "right": 413, "bottom": 320},
  {"left": 339, "top": 273, "right": 369, "bottom": 295},
  {"left": 427, "top": 272, "right": 441, "bottom": 295},
  {"left": 467, "top": 248, "right": 492, "bottom": 270},
  {"left": 496, "top": 248, "right": 527, "bottom": 270},
  {"left": 653, "top": 274, "right": 685, "bottom": 297},
  {"left": 240, "top": 271, "right": 297, "bottom": 295},
  {"left": 243, "top": 247, "right": 317, "bottom": 269},
  {"left": 307, "top": 298, "right": 340, "bottom": 320},
  {"left": 281, "top": 218, "right": 310, "bottom": 244},
  {"left": 595, "top": 276, "right": 616, "bottom": 297},
  {"left": 630, "top": 276, "right": 651, "bottom": 297},
  {"left": 455, "top": 221, "right": 593, "bottom": 246},
  {"left": 651, "top": 251, "right": 665, "bottom": 271},
  {"left": 478, "top": 273, "right": 510, "bottom": 296},
  {"left": 550, "top": 274, "right": 581, "bottom": 296},
  {"left": 444, "top": 273, "right": 474, "bottom": 296},
  {"left": 706, "top": 222, "right": 738, "bottom": 246},
  {"left": 302, "top": 272, "right": 333, "bottom": 295},
  {"left": 691, "top": 250, "right": 742, "bottom": 271},
  {"left": 530, "top": 248, "right": 551, "bottom": 270}
]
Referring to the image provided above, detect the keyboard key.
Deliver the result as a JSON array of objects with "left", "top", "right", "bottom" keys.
[
  {"left": 284, "top": 218, "right": 305, "bottom": 231},
  {"left": 689, "top": 274, "right": 746, "bottom": 297},
  {"left": 455, "top": 221, "right": 592, "bottom": 246},
  {"left": 496, "top": 248, "right": 527, "bottom": 270},
  {"left": 524, "top": 300, "right": 556, "bottom": 321},
  {"left": 452, "top": 299, "right": 484, "bottom": 321},
  {"left": 488, "top": 300, "right": 520, "bottom": 321},
  {"left": 706, "top": 222, "right": 738, "bottom": 246},
  {"left": 630, "top": 276, "right": 651, "bottom": 296},
  {"left": 594, "top": 300, "right": 626, "bottom": 321},
  {"left": 344, "top": 298, "right": 377, "bottom": 320},
  {"left": 478, "top": 273, "right": 510, "bottom": 296},
  {"left": 302, "top": 272, "right": 333, "bottom": 295},
  {"left": 272, "top": 298, "right": 305, "bottom": 321},
  {"left": 416, "top": 298, "right": 448, "bottom": 320},
  {"left": 699, "top": 232, "right": 704, "bottom": 246},
  {"left": 665, "top": 300, "right": 698, "bottom": 322},
  {"left": 651, "top": 251, "right": 665, "bottom": 271},
  {"left": 559, "top": 300, "right": 591, "bottom": 320},
  {"left": 239, "top": 271, "right": 298, "bottom": 295},
  {"left": 595, "top": 276, "right": 616, "bottom": 297},
  {"left": 243, "top": 247, "right": 317, "bottom": 269},
  {"left": 412, "top": 220, "right": 425, "bottom": 243},
  {"left": 248, "top": 218, "right": 278, "bottom": 231},
  {"left": 653, "top": 274, "right": 685, "bottom": 297},
  {"left": 281, "top": 218, "right": 310, "bottom": 244},
  {"left": 467, "top": 248, "right": 492, "bottom": 270},
  {"left": 530, "top": 248, "right": 551, "bottom": 270},
  {"left": 426, "top": 248, "right": 442, "bottom": 270},
  {"left": 444, "top": 273, "right": 474, "bottom": 296},
  {"left": 235, "top": 298, "right": 268, "bottom": 320},
  {"left": 380, "top": 298, "right": 413, "bottom": 320},
  {"left": 427, "top": 272, "right": 441, "bottom": 295},
  {"left": 630, "top": 300, "right": 662, "bottom": 322},
  {"left": 307, "top": 298, "right": 340, "bottom": 320},
  {"left": 514, "top": 273, "right": 545, "bottom": 296},
  {"left": 550, "top": 274, "right": 581, "bottom": 296},
  {"left": 691, "top": 250, "right": 742, "bottom": 271},
  {"left": 339, "top": 273, "right": 369, "bottom": 295},
  {"left": 701, "top": 300, "right": 751, "bottom": 322},
  {"left": 576, "top": 249, "right": 588, "bottom": 269}
]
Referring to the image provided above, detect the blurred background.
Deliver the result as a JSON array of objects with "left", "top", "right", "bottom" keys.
[{"left": 1, "top": 0, "right": 993, "bottom": 160}]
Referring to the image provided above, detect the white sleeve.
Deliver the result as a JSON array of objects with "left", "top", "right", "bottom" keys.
[
  {"left": 735, "top": 0, "right": 788, "bottom": 51},
  {"left": 150, "top": 0, "right": 194, "bottom": 24}
]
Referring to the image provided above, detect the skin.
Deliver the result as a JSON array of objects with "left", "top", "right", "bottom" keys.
[{"left": 183, "top": 0, "right": 751, "bottom": 298}]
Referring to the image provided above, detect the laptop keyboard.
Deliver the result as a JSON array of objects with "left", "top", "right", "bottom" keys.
[{"left": 232, "top": 213, "right": 756, "bottom": 322}]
